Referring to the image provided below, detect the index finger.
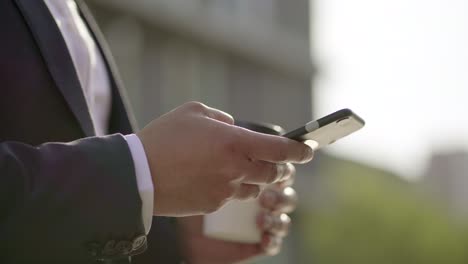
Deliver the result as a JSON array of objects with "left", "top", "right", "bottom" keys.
[{"left": 238, "top": 128, "right": 314, "bottom": 164}]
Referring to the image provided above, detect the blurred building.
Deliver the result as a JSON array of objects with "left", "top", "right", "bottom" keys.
[
  {"left": 422, "top": 151, "right": 468, "bottom": 218},
  {"left": 85, "top": 0, "right": 313, "bottom": 263},
  {"left": 86, "top": 0, "right": 312, "bottom": 129}
]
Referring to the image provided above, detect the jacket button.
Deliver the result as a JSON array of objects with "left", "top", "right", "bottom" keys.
[
  {"left": 115, "top": 240, "right": 133, "bottom": 255},
  {"left": 102, "top": 240, "right": 118, "bottom": 256},
  {"left": 87, "top": 242, "right": 101, "bottom": 257},
  {"left": 88, "top": 248, "right": 99, "bottom": 257},
  {"left": 132, "top": 235, "right": 147, "bottom": 251}
]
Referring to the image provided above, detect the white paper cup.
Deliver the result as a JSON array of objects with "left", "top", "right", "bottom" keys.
[
  {"left": 203, "top": 121, "right": 284, "bottom": 243},
  {"left": 203, "top": 198, "right": 261, "bottom": 243}
]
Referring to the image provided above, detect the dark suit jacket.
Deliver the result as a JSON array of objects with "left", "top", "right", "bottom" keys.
[{"left": 0, "top": 0, "right": 180, "bottom": 263}]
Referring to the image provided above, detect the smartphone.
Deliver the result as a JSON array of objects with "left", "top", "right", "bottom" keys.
[{"left": 283, "top": 108, "right": 365, "bottom": 149}]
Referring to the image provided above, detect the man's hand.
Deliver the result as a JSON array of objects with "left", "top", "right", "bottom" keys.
[
  {"left": 137, "top": 102, "right": 313, "bottom": 216},
  {"left": 256, "top": 165, "right": 297, "bottom": 256},
  {"left": 177, "top": 164, "right": 298, "bottom": 264}
]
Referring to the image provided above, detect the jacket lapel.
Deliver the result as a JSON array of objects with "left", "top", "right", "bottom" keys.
[{"left": 14, "top": 0, "right": 96, "bottom": 137}]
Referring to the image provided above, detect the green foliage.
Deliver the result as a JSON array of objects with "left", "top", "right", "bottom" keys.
[{"left": 299, "top": 156, "right": 468, "bottom": 264}]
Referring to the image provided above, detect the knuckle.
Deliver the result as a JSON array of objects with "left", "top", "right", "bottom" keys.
[
  {"left": 225, "top": 114, "right": 235, "bottom": 124},
  {"left": 184, "top": 101, "right": 206, "bottom": 113},
  {"left": 217, "top": 112, "right": 235, "bottom": 125}
]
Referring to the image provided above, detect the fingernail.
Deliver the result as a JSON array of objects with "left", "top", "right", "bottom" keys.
[
  {"left": 302, "top": 145, "right": 314, "bottom": 162},
  {"left": 276, "top": 164, "right": 286, "bottom": 182},
  {"left": 304, "top": 140, "right": 319, "bottom": 150}
]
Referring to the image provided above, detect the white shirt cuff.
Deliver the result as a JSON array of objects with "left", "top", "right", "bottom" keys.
[{"left": 124, "top": 134, "right": 153, "bottom": 234}]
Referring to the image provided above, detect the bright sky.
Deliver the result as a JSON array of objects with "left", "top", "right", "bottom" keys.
[{"left": 313, "top": 0, "right": 468, "bottom": 179}]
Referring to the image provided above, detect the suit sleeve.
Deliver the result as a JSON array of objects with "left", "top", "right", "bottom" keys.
[{"left": 0, "top": 133, "right": 147, "bottom": 263}]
